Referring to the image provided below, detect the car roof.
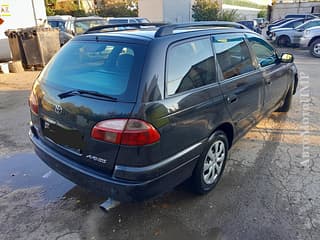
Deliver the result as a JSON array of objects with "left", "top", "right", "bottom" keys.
[{"left": 77, "top": 23, "right": 256, "bottom": 45}]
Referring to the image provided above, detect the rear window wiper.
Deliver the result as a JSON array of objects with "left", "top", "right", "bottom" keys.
[{"left": 58, "top": 89, "right": 117, "bottom": 101}]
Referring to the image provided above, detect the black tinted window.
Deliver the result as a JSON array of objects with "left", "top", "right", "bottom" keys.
[
  {"left": 213, "top": 35, "right": 255, "bottom": 79},
  {"left": 48, "top": 20, "right": 65, "bottom": 30},
  {"left": 247, "top": 34, "right": 277, "bottom": 67},
  {"left": 40, "top": 41, "right": 145, "bottom": 102},
  {"left": 166, "top": 38, "right": 216, "bottom": 95},
  {"left": 109, "top": 19, "right": 128, "bottom": 24}
]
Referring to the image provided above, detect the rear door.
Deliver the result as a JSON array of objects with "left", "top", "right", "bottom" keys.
[
  {"left": 158, "top": 37, "right": 227, "bottom": 160},
  {"left": 212, "top": 33, "right": 264, "bottom": 135},
  {"left": 246, "top": 33, "right": 289, "bottom": 112}
]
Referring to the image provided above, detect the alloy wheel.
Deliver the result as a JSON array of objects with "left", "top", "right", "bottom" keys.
[{"left": 203, "top": 140, "right": 226, "bottom": 185}]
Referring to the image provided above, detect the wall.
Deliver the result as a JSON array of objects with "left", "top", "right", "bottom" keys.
[
  {"left": 138, "top": 0, "right": 164, "bottom": 22},
  {"left": 271, "top": 2, "right": 320, "bottom": 21},
  {"left": 0, "top": 0, "right": 46, "bottom": 61},
  {"left": 139, "top": 0, "right": 195, "bottom": 23},
  {"left": 163, "top": 0, "right": 195, "bottom": 23},
  {"left": 222, "top": 4, "right": 260, "bottom": 20}
]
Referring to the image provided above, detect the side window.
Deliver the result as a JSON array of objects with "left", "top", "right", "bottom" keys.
[
  {"left": 166, "top": 38, "right": 216, "bottom": 96},
  {"left": 212, "top": 35, "right": 255, "bottom": 80},
  {"left": 247, "top": 34, "right": 277, "bottom": 67},
  {"left": 292, "top": 20, "right": 303, "bottom": 28}
]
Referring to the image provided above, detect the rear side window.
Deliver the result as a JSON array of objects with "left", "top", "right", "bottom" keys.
[
  {"left": 166, "top": 38, "right": 216, "bottom": 96},
  {"left": 40, "top": 41, "right": 146, "bottom": 102},
  {"left": 213, "top": 34, "right": 255, "bottom": 80},
  {"left": 109, "top": 19, "right": 128, "bottom": 24}
]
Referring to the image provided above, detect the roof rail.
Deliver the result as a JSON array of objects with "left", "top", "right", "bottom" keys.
[
  {"left": 84, "top": 22, "right": 166, "bottom": 34},
  {"left": 154, "top": 21, "right": 247, "bottom": 37}
]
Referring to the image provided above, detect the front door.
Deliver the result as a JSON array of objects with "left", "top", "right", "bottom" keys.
[{"left": 246, "top": 33, "right": 289, "bottom": 112}]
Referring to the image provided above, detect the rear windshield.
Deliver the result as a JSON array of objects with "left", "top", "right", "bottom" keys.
[{"left": 40, "top": 40, "right": 146, "bottom": 102}]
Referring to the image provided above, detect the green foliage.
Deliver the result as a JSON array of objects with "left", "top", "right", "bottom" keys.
[
  {"left": 218, "top": 9, "right": 240, "bottom": 22},
  {"left": 45, "top": 0, "right": 56, "bottom": 16},
  {"left": 192, "top": 0, "right": 220, "bottom": 21},
  {"left": 192, "top": 0, "right": 239, "bottom": 22},
  {"left": 54, "top": 9, "right": 87, "bottom": 17},
  {"left": 98, "top": 1, "right": 138, "bottom": 17},
  {"left": 258, "top": 9, "right": 267, "bottom": 18}
]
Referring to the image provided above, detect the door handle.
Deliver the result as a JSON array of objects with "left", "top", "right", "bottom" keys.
[{"left": 226, "top": 95, "right": 238, "bottom": 104}]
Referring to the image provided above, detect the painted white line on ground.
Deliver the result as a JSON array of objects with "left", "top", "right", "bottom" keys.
[{"left": 42, "top": 170, "right": 52, "bottom": 178}]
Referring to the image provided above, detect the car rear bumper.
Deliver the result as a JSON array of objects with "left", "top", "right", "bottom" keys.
[{"left": 29, "top": 129, "right": 199, "bottom": 202}]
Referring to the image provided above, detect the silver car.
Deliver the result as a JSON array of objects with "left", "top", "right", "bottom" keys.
[
  {"left": 270, "top": 19, "right": 320, "bottom": 47},
  {"left": 299, "top": 26, "right": 320, "bottom": 58}
]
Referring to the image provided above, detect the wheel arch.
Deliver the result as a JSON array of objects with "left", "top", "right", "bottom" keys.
[
  {"left": 277, "top": 34, "right": 290, "bottom": 44},
  {"left": 211, "top": 122, "right": 234, "bottom": 149},
  {"left": 308, "top": 36, "right": 320, "bottom": 47}
]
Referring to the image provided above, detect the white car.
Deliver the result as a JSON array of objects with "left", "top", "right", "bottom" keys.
[
  {"left": 299, "top": 26, "right": 320, "bottom": 57},
  {"left": 270, "top": 19, "right": 320, "bottom": 47}
]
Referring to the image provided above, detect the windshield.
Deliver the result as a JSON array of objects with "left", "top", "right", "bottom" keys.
[
  {"left": 74, "top": 19, "right": 108, "bottom": 34},
  {"left": 40, "top": 40, "right": 146, "bottom": 102},
  {"left": 296, "top": 20, "right": 320, "bottom": 30}
]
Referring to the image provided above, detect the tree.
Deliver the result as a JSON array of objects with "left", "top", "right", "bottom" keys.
[
  {"left": 45, "top": 0, "right": 87, "bottom": 16},
  {"left": 258, "top": 9, "right": 267, "bottom": 18},
  {"left": 192, "top": 0, "right": 220, "bottom": 21},
  {"left": 192, "top": 0, "right": 239, "bottom": 22},
  {"left": 98, "top": 0, "right": 138, "bottom": 17}
]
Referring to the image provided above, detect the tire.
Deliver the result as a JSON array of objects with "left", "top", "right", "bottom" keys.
[
  {"left": 310, "top": 39, "right": 320, "bottom": 58},
  {"left": 192, "top": 130, "right": 229, "bottom": 194},
  {"left": 277, "top": 35, "right": 290, "bottom": 47},
  {"left": 276, "top": 84, "right": 293, "bottom": 112}
]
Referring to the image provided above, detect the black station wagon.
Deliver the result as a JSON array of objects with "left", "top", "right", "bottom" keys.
[{"left": 29, "top": 22, "right": 298, "bottom": 202}]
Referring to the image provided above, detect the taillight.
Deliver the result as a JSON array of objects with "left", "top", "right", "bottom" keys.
[
  {"left": 91, "top": 119, "right": 160, "bottom": 146},
  {"left": 28, "top": 91, "right": 39, "bottom": 115}
]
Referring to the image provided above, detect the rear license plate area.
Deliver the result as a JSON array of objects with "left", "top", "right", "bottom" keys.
[{"left": 41, "top": 118, "right": 83, "bottom": 150}]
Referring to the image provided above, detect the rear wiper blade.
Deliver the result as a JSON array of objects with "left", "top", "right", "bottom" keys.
[{"left": 58, "top": 89, "right": 117, "bottom": 101}]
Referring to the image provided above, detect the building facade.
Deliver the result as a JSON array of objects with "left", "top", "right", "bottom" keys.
[{"left": 139, "top": 0, "right": 196, "bottom": 23}]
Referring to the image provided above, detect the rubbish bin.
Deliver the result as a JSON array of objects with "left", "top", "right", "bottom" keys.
[
  {"left": 5, "top": 29, "right": 27, "bottom": 63},
  {"left": 19, "top": 27, "right": 60, "bottom": 69}
]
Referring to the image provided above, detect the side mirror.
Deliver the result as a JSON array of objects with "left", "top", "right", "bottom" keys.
[{"left": 280, "top": 53, "right": 294, "bottom": 63}]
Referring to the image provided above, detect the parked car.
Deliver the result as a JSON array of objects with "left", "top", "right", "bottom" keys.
[
  {"left": 266, "top": 18, "right": 294, "bottom": 36},
  {"left": 253, "top": 18, "right": 269, "bottom": 28},
  {"left": 107, "top": 17, "right": 150, "bottom": 24},
  {"left": 299, "top": 26, "right": 320, "bottom": 57},
  {"left": 47, "top": 15, "right": 72, "bottom": 30},
  {"left": 47, "top": 15, "right": 72, "bottom": 46},
  {"left": 267, "top": 18, "right": 306, "bottom": 39},
  {"left": 284, "top": 14, "right": 317, "bottom": 20},
  {"left": 60, "top": 16, "right": 108, "bottom": 45},
  {"left": 237, "top": 20, "right": 261, "bottom": 34},
  {"left": 271, "top": 19, "right": 320, "bottom": 47},
  {"left": 29, "top": 22, "right": 298, "bottom": 202}
]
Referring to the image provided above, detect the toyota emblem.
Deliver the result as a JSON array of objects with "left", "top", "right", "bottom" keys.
[{"left": 55, "top": 105, "right": 63, "bottom": 114}]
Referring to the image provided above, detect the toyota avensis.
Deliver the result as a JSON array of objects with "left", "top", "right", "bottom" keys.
[{"left": 29, "top": 22, "right": 298, "bottom": 202}]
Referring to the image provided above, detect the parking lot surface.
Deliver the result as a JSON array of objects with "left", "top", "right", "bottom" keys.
[{"left": 0, "top": 50, "right": 319, "bottom": 240}]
